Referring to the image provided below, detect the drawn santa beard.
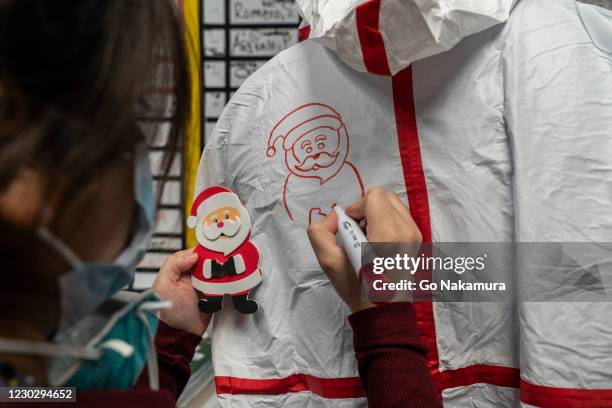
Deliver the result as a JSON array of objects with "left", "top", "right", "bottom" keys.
[
  {"left": 196, "top": 207, "right": 251, "bottom": 255},
  {"left": 287, "top": 129, "right": 349, "bottom": 182},
  {"left": 294, "top": 151, "right": 338, "bottom": 172}
]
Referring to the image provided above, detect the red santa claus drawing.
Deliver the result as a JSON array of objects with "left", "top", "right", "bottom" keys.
[
  {"left": 187, "top": 186, "right": 262, "bottom": 314},
  {"left": 266, "top": 103, "right": 365, "bottom": 225}
]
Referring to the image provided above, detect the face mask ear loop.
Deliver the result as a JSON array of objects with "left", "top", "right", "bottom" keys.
[
  {"left": 136, "top": 308, "right": 159, "bottom": 391},
  {"left": 37, "top": 227, "right": 84, "bottom": 269}
]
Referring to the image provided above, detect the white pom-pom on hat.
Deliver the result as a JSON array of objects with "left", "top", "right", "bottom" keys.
[{"left": 187, "top": 215, "right": 198, "bottom": 229}]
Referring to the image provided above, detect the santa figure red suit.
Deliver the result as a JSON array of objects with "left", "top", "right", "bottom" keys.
[
  {"left": 187, "top": 186, "right": 262, "bottom": 314},
  {"left": 266, "top": 103, "right": 364, "bottom": 225}
]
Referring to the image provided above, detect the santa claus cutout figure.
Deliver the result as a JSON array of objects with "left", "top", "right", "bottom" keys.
[{"left": 187, "top": 186, "right": 262, "bottom": 314}]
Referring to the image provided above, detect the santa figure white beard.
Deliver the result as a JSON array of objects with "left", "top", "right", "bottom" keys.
[{"left": 196, "top": 209, "right": 251, "bottom": 255}]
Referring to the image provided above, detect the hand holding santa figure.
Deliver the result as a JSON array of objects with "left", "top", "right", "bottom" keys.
[{"left": 187, "top": 186, "right": 262, "bottom": 314}]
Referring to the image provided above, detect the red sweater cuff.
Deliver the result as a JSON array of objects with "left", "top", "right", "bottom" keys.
[
  {"left": 155, "top": 320, "right": 203, "bottom": 361},
  {"left": 348, "top": 302, "right": 427, "bottom": 355}
]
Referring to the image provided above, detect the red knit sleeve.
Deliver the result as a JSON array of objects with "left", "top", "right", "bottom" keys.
[
  {"left": 348, "top": 302, "right": 442, "bottom": 408},
  {"left": 134, "top": 320, "right": 203, "bottom": 400}
]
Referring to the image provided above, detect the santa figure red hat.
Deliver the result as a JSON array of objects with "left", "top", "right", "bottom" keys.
[
  {"left": 187, "top": 186, "right": 262, "bottom": 314},
  {"left": 187, "top": 186, "right": 233, "bottom": 230}
]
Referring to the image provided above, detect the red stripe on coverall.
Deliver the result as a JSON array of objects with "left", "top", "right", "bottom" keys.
[
  {"left": 214, "top": 367, "right": 520, "bottom": 400},
  {"left": 355, "top": 0, "right": 391, "bottom": 76},
  {"left": 298, "top": 25, "right": 311, "bottom": 42},
  {"left": 215, "top": 374, "right": 365, "bottom": 399},
  {"left": 392, "top": 66, "right": 520, "bottom": 394},
  {"left": 521, "top": 379, "right": 612, "bottom": 408}
]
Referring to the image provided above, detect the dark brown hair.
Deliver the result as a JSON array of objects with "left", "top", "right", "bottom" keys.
[
  {"left": 0, "top": 0, "right": 191, "bottom": 327},
  {"left": 0, "top": 0, "right": 190, "bottom": 225}
]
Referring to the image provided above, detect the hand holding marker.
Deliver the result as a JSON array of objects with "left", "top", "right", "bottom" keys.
[
  {"left": 334, "top": 205, "right": 368, "bottom": 280},
  {"left": 335, "top": 204, "right": 395, "bottom": 302}
]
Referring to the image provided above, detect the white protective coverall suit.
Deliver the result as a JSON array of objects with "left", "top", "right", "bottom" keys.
[{"left": 196, "top": 0, "right": 612, "bottom": 406}]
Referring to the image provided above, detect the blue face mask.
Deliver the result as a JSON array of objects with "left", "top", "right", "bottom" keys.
[
  {"left": 0, "top": 144, "right": 162, "bottom": 390},
  {"left": 37, "top": 143, "right": 156, "bottom": 333}
]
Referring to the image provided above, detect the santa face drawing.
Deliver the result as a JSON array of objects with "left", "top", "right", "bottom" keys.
[
  {"left": 286, "top": 126, "right": 349, "bottom": 183},
  {"left": 267, "top": 103, "right": 365, "bottom": 223},
  {"left": 196, "top": 205, "right": 251, "bottom": 255}
]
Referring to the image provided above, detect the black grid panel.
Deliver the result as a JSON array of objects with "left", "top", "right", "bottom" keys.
[
  {"left": 202, "top": 0, "right": 301, "bottom": 144},
  {"left": 132, "top": 85, "right": 186, "bottom": 290}
]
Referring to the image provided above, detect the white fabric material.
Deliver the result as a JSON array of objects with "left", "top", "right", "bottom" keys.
[
  {"left": 196, "top": 0, "right": 612, "bottom": 405},
  {"left": 296, "top": 0, "right": 517, "bottom": 75},
  {"left": 217, "top": 393, "right": 366, "bottom": 407},
  {"left": 442, "top": 383, "right": 519, "bottom": 408},
  {"left": 510, "top": 0, "right": 612, "bottom": 391}
]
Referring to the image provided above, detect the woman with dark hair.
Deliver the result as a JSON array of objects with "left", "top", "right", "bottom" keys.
[{"left": 0, "top": 0, "right": 206, "bottom": 406}]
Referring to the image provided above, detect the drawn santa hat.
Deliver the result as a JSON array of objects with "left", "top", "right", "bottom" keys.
[
  {"left": 187, "top": 186, "right": 241, "bottom": 229},
  {"left": 266, "top": 103, "right": 344, "bottom": 157}
]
